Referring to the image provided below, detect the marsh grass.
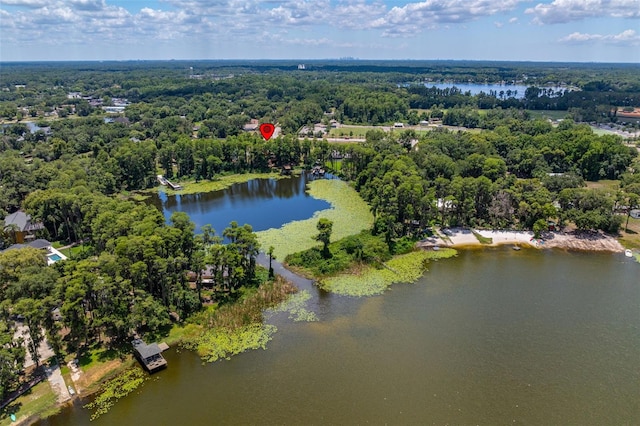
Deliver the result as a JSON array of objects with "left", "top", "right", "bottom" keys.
[
  {"left": 182, "top": 276, "right": 297, "bottom": 362},
  {"left": 256, "top": 179, "right": 373, "bottom": 259}
]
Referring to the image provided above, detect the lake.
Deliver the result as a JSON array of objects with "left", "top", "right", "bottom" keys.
[
  {"left": 39, "top": 177, "right": 640, "bottom": 426},
  {"left": 146, "top": 173, "right": 333, "bottom": 234},
  {"left": 40, "top": 247, "right": 640, "bottom": 425},
  {"left": 424, "top": 83, "right": 569, "bottom": 99}
]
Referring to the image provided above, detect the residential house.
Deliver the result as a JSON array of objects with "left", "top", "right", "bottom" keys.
[
  {"left": 3, "top": 211, "right": 44, "bottom": 243},
  {"left": 1, "top": 238, "right": 68, "bottom": 265}
]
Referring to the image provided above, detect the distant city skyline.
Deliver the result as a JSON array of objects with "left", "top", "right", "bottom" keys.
[{"left": 1, "top": 0, "right": 639, "bottom": 63}]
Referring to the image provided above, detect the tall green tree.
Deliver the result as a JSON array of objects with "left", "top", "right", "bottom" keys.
[{"left": 315, "top": 218, "right": 333, "bottom": 257}]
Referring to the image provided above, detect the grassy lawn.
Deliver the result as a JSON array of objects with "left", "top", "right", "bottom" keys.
[
  {"left": 325, "top": 159, "right": 342, "bottom": 172},
  {"left": 70, "top": 343, "right": 136, "bottom": 395},
  {"left": 526, "top": 110, "right": 569, "bottom": 120},
  {"left": 619, "top": 216, "right": 640, "bottom": 250},
  {"left": 0, "top": 381, "right": 59, "bottom": 426},
  {"left": 585, "top": 180, "right": 620, "bottom": 191},
  {"left": 590, "top": 127, "right": 619, "bottom": 136},
  {"left": 58, "top": 244, "right": 90, "bottom": 258},
  {"left": 328, "top": 126, "right": 373, "bottom": 138},
  {"left": 328, "top": 124, "right": 472, "bottom": 139}
]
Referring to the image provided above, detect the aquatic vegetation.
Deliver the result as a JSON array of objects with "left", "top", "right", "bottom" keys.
[
  {"left": 194, "top": 324, "right": 278, "bottom": 362},
  {"left": 256, "top": 179, "right": 374, "bottom": 259},
  {"left": 193, "top": 276, "right": 297, "bottom": 330},
  {"left": 286, "top": 230, "right": 391, "bottom": 276},
  {"left": 84, "top": 367, "right": 148, "bottom": 420},
  {"left": 266, "top": 290, "right": 318, "bottom": 322},
  {"left": 181, "top": 276, "right": 295, "bottom": 362},
  {"left": 320, "top": 249, "right": 457, "bottom": 297}
]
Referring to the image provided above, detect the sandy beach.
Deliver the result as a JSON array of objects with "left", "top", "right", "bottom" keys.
[{"left": 418, "top": 227, "right": 626, "bottom": 253}]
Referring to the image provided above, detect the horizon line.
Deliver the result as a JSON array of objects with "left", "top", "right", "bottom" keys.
[{"left": 1, "top": 58, "right": 639, "bottom": 65}]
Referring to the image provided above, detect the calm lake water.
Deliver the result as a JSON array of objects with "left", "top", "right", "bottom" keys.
[
  {"left": 425, "top": 83, "right": 568, "bottom": 98},
  {"left": 41, "top": 247, "right": 639, "bottom": 425},
  {"left": 42, "top": 248, "right": 640, "bottom": 425},
  {"left": 147, "top": 173, "right": 332, "bottom": 234}
]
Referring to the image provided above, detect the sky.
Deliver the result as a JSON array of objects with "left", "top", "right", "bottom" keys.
[{"left": 0, "top": 0, "right": 639, "bottom": 62}]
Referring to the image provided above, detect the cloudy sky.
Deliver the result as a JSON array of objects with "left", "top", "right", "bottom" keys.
[{"left": 1, "top": 0, "right": 639, "bottom": 62}]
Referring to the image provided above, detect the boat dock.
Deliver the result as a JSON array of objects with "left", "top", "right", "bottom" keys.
[
  {"left": 132, "top": 339, "right": 168, "bottom": 373},
  {"left": 157, "top": 174, "right": 182, "bottom": 191}
]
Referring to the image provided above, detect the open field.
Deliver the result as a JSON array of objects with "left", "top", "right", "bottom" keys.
[
  {"left": 585, "top": 180, "right": 620, "bottom": 191},
  {"left": 526, "top": 110, "right": 569, "bottom": 120},
  {"left": 327, "top": 124, "right": 479, "bottom": 139}
]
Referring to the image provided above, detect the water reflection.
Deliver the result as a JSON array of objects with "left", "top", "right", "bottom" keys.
[{"left": 148, "top": 173, "right": 333, "bottom": 233}]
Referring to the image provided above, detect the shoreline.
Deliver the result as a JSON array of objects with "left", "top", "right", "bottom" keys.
[{"left": 418, "top": 227, "right": 627, "bottom": 253}]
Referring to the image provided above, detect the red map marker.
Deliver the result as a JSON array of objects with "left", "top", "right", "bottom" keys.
[{"left": 259, "top": 123, "right": 275, "bottom": 140}]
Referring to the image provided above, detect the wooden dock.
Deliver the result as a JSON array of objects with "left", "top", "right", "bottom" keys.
[{"left": 166, "top": 180, "right": 182, "bottom": 190}]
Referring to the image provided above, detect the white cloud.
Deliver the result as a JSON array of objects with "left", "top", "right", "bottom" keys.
[
  {"left": 508, "top": 17, "right": 518, "bottom": 23},
  {"left": 367, "top": 0, "right": 527, "bottom": 36},
  {"left": 267, "top": 0, "right": 330, "bottom": 25},
  {"left": 68, "top": 0, "right": 106, "bottom": 11},
  {"left": 495, "top": 21, "right": 504, "bottom": 27},
  {"left": 526, "top": 0, "right": 640, "bottom": 24},
  {"left": 334, "top": 0, "right": 387, "bottom": 29},
  {"left": 0, "top": 0, "right": 48, "bottom": 7},
  {"left": 559, "top": 29, "right": 640, "bottom": 45}
]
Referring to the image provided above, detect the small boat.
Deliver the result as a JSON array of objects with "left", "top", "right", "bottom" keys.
[
  {"left": 512, "top": 245, "right": 521, "bottom": 251},
  {"left": 625, "top": 249, "right": 633, "bottom": 258},
  {"left": 10, "top": 413, "right": 16, "bottom": 422}
]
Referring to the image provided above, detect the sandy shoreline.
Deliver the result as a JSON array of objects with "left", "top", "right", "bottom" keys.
[{"left": 418, "top": 227, "right": 626, "bottom": 253}]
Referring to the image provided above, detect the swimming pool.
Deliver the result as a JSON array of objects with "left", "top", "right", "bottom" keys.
[{"left": 48, "top": 253, "right": 62, "bottom": 261}]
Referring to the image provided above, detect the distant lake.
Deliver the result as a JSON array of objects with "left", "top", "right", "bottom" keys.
[
  {"left": 424, "top": 83, "right": 568, "bottom": 99},
  {"left": 1, "top": 121, "right": 42, "bottom": 133},
  {"left": 146, "top": 173, "right": 333, "bottom": 235}
]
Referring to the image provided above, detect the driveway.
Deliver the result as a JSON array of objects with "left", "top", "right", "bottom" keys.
[
  {"left": 14, "top": 324, "right": 55, "bottom": 368},
  {"left": 44, "top": 363, "right": 71, "bottom": 403}
]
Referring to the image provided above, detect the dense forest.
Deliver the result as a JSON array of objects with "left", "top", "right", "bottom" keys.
[{"left": 1, "top": 61, "right": 639, "bottom": 399}]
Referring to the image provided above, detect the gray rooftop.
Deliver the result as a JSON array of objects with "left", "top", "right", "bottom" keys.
[
  {"left": 3, "top": 211, "right": 44, "bottom": 232},
  {"left": 132, "top": 339, "right": 162, "bottom": 359},
  {"left": 2, "top": 239, "right": 52, "bottom": 252}
]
